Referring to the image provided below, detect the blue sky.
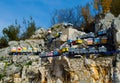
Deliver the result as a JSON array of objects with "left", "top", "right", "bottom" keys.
[{"left": 0, "top": 0, "right": 93, "bottom": 33}]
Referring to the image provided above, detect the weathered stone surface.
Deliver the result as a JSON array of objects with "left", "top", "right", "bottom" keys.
[
  {"left": 0, "top": 47, "right": 9, "bottom": 56},
  {"left": 8, "top": 41, "right": 18, "bottom": 46},
  {"left": 0, "top": 13, "right": 120, "bottom": 83},
  {"left": 101, "top": 13, "right": 115, "bottom": 28},
  {"left": 14, "top": 73, "right": 21, "bottom": 78},
  {"left": 114, "top": 18, "right": 120, "bottom": 32},
  {"left": 95, "top": 13, "right": 115, "bottom": 32},
  {"left": 14, "top": 78, "right": 22, "bottom": 83},
  {"left": 6, "top": 64, "right": 21, "bottom": 76},
  {"left": 116, "top": 32, "right": 120, "bottom": 45},
  {"left": 60, "top": 27, "right": 85, "bottom": 41},
  {"left": 31, "top": 28, "right": 46, "bottom": 39}
]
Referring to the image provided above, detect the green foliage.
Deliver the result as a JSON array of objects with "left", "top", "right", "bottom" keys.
[
  {"left": 21, "top": 17, "right": 37, "bottom": 39},
  {"left": 25, "top": 61, "right": 32, "bottom": 66},
  {"left": 0, "top": 36, "right": 8, "bottom": 48},
  {"left": 0, "top": 56, "right": 4, "bottom": 61},
  {"left": 111, "top": 0, "right": 120, "bottom": 17},
  {"left": 0, "top": 24, "right": 20, "bottom": 48},
  {"left": 3, "top": 60, "right": 13, "bottom": 67},
  {"left": 93, "top": 0, "right": 120, "bottom": 16},
  {"left": 0, "top": 74, "right": 5, "bottom": 80},
  {"left": 15, "top": 64, "right": 20, "bottom": 67},
  {"left": 0, "top": 17, "right": 37, "bottom": 48},
  {"left": 3, "top": 25, "right": 20, "bottom": 41}
]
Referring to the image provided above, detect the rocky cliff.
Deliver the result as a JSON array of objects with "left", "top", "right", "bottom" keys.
[
  {"left": 0, "top": 13, "right": 120, "bottom": 83},
  {"left": 0, "top": 55, "right": 114, "bottom": 83}
]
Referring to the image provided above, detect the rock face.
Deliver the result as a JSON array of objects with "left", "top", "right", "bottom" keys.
[
  {"left": 47, "top": 24, "right": 86, "bottom": 50},
  {"left": 0, "top": 13, "right": 120, "bottom": 83},
  {"left": 0, "top": 55, "right": 113, "bottom": 83},
  {"left": 60, "top": 26, "right": 85, "bottom": 41},
  {"left": 31, "top": 28, "right": 46, "bottom": 39},
  {"left": 0, "top": 47, "right": 9, "bottom": 56},
  {"left": 116, "top": 32, "right": 120, "bottom": 45},
  {"left": 95, "top": 12, "right": 120, "bottom": 83},
  {"left": 95, "top": 13, "right": 115, "bottom": 32},
  {"left": 95, "top": 13, "right": 120, "bottom": 45}
]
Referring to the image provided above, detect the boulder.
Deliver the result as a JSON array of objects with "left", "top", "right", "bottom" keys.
[
  {"left": 31, "top": 28, "right": 46, "bottom": 39},
  {"left": 19, "top": 41, "right": 30, "bottom": 47},
  {"left": 14, "top": 78, "right": 22, "bottom": 83},
  {"left": 114, "top": 18, "right": 120, "bottom": 32},
  {"left": 0, "top": 47, "right": 9, "bottom": 56},
  {"left": 95, "top": 13, "right": 115, "bottom": 32},
  {"left": 8, "top": 41, "right": 18, "bottom": 46},
  {"left": 35, "top": 28, "right": 46, "bottom": 34},
  {"left": 60, "top": 27, "right": 85, "bottom": 41},
  {"left": 3, "top": 77, "right": 13, "bottom": 83},
  {"left": 6, "top": 64, "right": 21, "bottom": 76},
  {"left": 116, "top": 32, "right": 120, "bottom": 45},
  {"left": 0, "top": 62, "right": 5, "bottom": 74},
  {"left": 14, "top": 73, "right": 21, "bottom": 78}
]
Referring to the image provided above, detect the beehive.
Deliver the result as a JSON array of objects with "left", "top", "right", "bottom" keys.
[
  {"left": 17, "top": 47, "right": 22, "bottom": 52},
  {"left": 11, "top": 47, "right": 17, "bottom": 52},
  {"left": 22, "top": 47, "right": 27, "bottom": 52},
  {"left": 94, "top": 38, "right": 100, "bottom": 44},
  {"left": 76, "top": 39, "right": 83, "bottom": 44},
  {"left": 87, "top": 38, "right": 93, "bottom": 45},
  {"left": 101, "top": 37, "right": 107, "bottom": 44}
]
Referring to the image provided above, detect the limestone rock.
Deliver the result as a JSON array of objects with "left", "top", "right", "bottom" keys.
[
  {"left": 3, "top": 77, "right": 13, "bottom": 83},
  {"left": 0, "top": 62, "right": 5, "bottom": 74},
  {"left": 14, "top": 78, "right": 22, "bottom": 83},
  {"left": 100, "top": 13, "right": 115, "bottom": 29},
  {"left": 114, "top": 19, "right": 120, "bottom": 32},
  {"left": 6, "top": 64, "right": 21, "bottom": 76},
  {"left": 61, "top": 27, "right": 85, "bottom": 41},
  {"left": 116, "top": 32, "right": 120, "bottom": 45},
  {"left": 19, "top": 40, "right": 30, "bottom": 47},
  {"left": 95, "top": 13, "right": 115, "bottom": 32},
  {"left": 8, "top": 41, "right": 18, "bottom": 46},
  {"left": 31, "top": 28, "right": 46, "bottom": 39},
  {"left": 0, "top": 47, "right": 9, "bottom": 56},
  {"left": 14, "top": 73, "right": 21, "bottom": 78}
]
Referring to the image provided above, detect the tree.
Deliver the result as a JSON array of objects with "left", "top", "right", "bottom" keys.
[
  {"left": 51, "top": 3, "right": 97, "bottom": 32},
  {"left": 21, "top": 17, "right": 37, "bottom": 39},
  {"left": 93, "top": 0, "right": 102, "bottom": 14},
  {"left": 0, "top": 36, "right": 8, "bottom": 48},
  {"left": 101, "top": 0, "right": 112, "bottom": 13},
  {"left": 51, "top": 6, "right": 83, "bottom": 28},
  {"left": 2, "top": 25, "right": 20, "bottom": 41},
  {"left": 93, "top": 0, "right": 112, "bottom": 14},
  {"left": 81, "top": 4, "right": 94, "bottom": 32},
  {"left": 110, "top": 0, "right": 120, "bottom": 17}
]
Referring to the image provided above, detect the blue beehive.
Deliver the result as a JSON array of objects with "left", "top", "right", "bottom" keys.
[
  {"left": 94, "top": 38, "right": 100, "bottom": 44},
  {"left": 98, "top": 30, "right": 103, "bottom": 35},
  {"left": 80, "top": 48, "right": 88, "bottom": 54},
  {"left": 88, "top": 32, "right": 95, "bottom": 38},
  {"left": 53, "top": 51, "right": 59, "bottom": 56},
  {"left": 48, "top": 38, "right": 53, "bottom": 43},
  {"left": 41, "top": 52, "right": 47, "bottom": 57},
  {"left": 69, "top": 48, "right": 75, "bottom": 52},
  {"left": 74, "top": 48, "right": 79, "bottom": 54},
  {"left": 98, "top": 29, "right": 107, "bottom": 36},
  {"left": 67, "top": 40, "right": 73, "bottom": 44},
  {"left": 98, "top": 46, "right": 107, "bottom": 52},
  {"left": 88, "top": 47, "right": 98, "bottom": 53},
  {"left": 102, "top": 29, "right": 107, "bottom": 34}
]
